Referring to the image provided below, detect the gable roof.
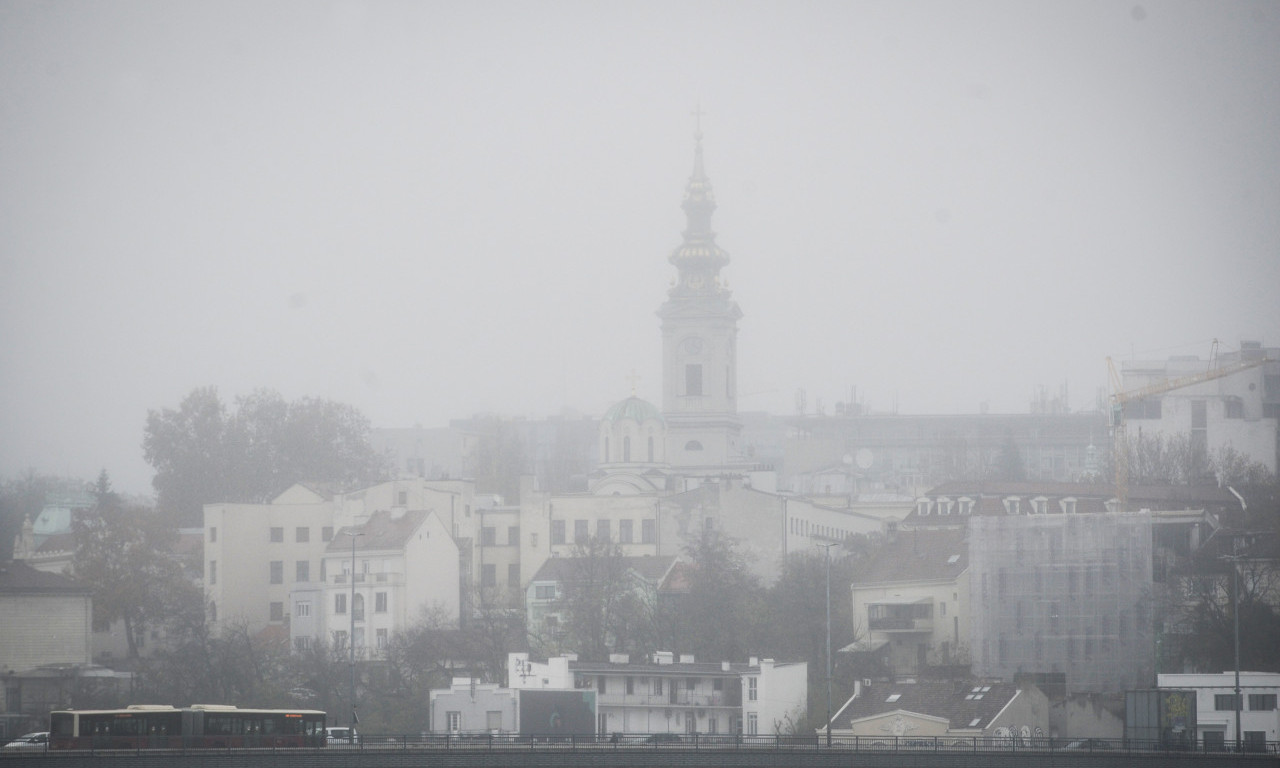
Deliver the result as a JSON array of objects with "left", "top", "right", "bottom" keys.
[
  {"left": 0, "top": 560, "right": 91, "bottom": 595},
  {"left": 839, "top": 680, "right": 1020, "bottom": 731},
  {"left": 529, "top": 555, "right": 678, "bottom": 585},
  {"left": 850, "top": 527, "right": 968, "bottom": 585},
  {"left": 329, "top": 509, "right": 430, "bottom": 553}
]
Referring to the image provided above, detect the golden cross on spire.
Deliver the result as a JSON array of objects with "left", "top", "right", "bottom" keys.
[
  {"left": 626, "top": 369, "right": 641, "bottom": 396},
  {"left": 691, "top": 102, "right": 706, "bottom": 137}
]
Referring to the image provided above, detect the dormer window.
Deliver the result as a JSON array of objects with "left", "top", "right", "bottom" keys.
[
  {"left": 1104, "top": 499, "right": 1120, "bottom": 514},
  {"left": 1031, "top": 497, "right": 1048, "bottom": 515},
  {"left": 1003, "top": 497, "right": 1021, "bottom": 515},
  {"left": 1060, "top": 497, "right": 1077, "bottom": 515},
  {"left": 937, "top": 497, "right": 952, "bottom": 516},
  {"left": 916, "top": 499, "right": 932, "bottom": 516},
  {"left": 958, "top": 497, "right": 973, "bottom": 515}
]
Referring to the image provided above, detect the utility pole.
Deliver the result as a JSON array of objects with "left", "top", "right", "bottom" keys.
[
  {"left": 818, "top": 541, "right": 839, "bottom": 747},
  {"left": 348, "top": 530, "right": 364, "bottom": 742}
]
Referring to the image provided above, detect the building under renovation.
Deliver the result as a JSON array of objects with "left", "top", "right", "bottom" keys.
[{"left": 969, "top": 512, "right": 1154, "bottom": 694}]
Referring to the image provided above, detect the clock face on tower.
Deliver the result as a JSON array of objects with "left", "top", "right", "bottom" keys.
[{"left": 681, "top": 336, "right": 704, "bottom": 355}]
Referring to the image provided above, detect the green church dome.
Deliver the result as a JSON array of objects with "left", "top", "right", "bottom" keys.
[{"left": 602, "top": 396, "right": 664, "bottom": 425}]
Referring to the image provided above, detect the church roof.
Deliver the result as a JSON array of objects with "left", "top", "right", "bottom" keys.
[{"left": 602, "top": 396, "right": 663, "bottom": 425}]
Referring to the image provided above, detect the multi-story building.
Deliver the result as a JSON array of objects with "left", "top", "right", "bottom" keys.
[
  {"left": 848, "top": 527, "right": 970, "bottom": 677},
  {"left": 507, "top": 652, "right": 807, "bottom": 737},
  {"left": 1118, "top": 340, "right": 1279, "bottom": 474},
  {"left": 204, "top": 478, "right": 478, "bottom": 638},
  {"left": 1158, "top": 671, "right": 1280, "bottom": 751}
]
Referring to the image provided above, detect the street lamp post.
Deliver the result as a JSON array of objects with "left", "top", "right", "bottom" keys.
[
  {"left": 348, "top": 530, "right": 364, "bottom": 741},
  {"left": 818, "top": 541, "right": 839, "bottom": 747},
  {"left": 1230, "top": 543, "right": 1242, "bottom": 751}
]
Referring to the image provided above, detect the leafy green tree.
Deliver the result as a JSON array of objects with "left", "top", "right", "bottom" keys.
[{"left": 144, "top": 387, "right": 390, "bottom": 524}]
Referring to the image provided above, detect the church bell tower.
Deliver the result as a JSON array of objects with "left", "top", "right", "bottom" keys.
[{"left": 658, "top": 127, "right": 743, "bottom": 471}]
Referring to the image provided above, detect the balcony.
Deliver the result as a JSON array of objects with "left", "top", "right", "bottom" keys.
[{"left": 868, "top": 600, "right": 934, "bottom": 634}]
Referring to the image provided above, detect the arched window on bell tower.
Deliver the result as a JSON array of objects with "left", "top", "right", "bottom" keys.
[
  {"left": 648, "top": 436, "right": 655, "bottom": 463},
  {"left": 623, "top": 436, "right": 631, "bottom": 463}
]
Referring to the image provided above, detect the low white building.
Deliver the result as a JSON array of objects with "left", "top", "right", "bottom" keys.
[
  {"left": 507, "top": 651, "right": 807, "bottom": 737},
  {"left": 428, "top": 678, "right": 518, "bottom": 734},
  {"left": 1158, "top": 671, "right": 1280, "bottom": 751}
]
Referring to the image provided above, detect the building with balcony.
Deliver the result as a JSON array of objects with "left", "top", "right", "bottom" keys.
[
  {"left": 507, "top": 652, "right": 807, "bottom": 737},
  {"left": 849, "top": 527, "right": 970, "bottom": 677},
  {"left": 291, "top": 507, "right": 459, "bottom": 654}
]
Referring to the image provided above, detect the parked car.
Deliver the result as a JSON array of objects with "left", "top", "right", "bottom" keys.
[
  {"left": 1063, "top": 738, "right": 1116, "bottom": 750},
  {"left": 325, "top": 726, "right": 359, "bottom": 745},
  {"left": 3, "top": 732, "right": 49, "bottom": 749}
]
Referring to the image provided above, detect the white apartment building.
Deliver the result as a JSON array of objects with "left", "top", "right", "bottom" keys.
[
  {"left": 1158, "top": 671, "right": 1280, "bottom": 751},
  {"left": 507, "top": 652, "right": 807, "bottom": 737},
  {"left": 204, "top": 478, "right": 477, "bottom": 637}
]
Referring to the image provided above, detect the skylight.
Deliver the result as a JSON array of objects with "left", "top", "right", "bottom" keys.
[
  {"left": 968, "top": 718, "right": 982, "bottom": 727},
  {"left": 947, "top": 554, "right": 960, "bottom": 564},
  {"left": 885, "top": 694, "right": 901, "bottom": 703}
]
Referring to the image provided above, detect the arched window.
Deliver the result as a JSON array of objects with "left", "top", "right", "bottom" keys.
[
  {"left": 604, "top": 437, "right": 609, "bottom": 462},
  {"left": 685, "top": 440, "right": 703, "bottom": 451},
  {"left": 647, "top": 436, "right": 655, "bottom": 462},
  {"left": 623, "top": 436, "right": 631, "bottom": 462}
]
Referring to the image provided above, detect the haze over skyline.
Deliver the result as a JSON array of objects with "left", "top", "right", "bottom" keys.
[{"left": 3, "top": 1, "right": 1278, "bottom": 496}]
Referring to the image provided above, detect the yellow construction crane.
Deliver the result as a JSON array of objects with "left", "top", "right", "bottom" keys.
[{"left": 1107, "top": 341, "right": 1274, "bottom": 510}]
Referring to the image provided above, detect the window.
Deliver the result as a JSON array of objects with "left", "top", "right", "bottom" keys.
[
  {"left": 295, "top": 600, "right": 311, "bottom": 617},
  {"left": 1125, "top": 398, "right": 1162, "bottom": 419},
  {"left": 686, "top": 364, "right": 703, "bottom": 395},
  {"left": 1003, "top": 497, "right": 1020, "bottom": 515},
  {"left": 551, "top": 520, "right": 566, "bottom": 545},
  {"left": 1203, "top": 731, "right": 1225, "bottom": 751},
  {"left": 352, "top": 594, "right": 364, "bottom": 621},
  {"left": 574, "top": 519, "right": 588, "bottom": 544},
  {"left": 916, "top": 500, "right": 931, "bottom": 516},
  {"left": 1060, "top": 497, "right": 1077, "bottom": 514},
  {"left": 295, "top": 636, "right": 311, "bottom": 651},
  {"left": 397, "top": 490, "right": 408, "bottom": 506},
  {"left": 1191, "top": 400, "right": 1208, "bottom": 459},
  {"left": 209, "top": 560, "right": 217, "bottom": 585},
  {"left": 685, "top": 440, "right": 703, "bottom": 451},
  {"left": 748, "top": 677, "right": 758, "bottom": 701},
  {"left": 535, "top": 585, "right": 556, "bottom": 600},
  {"left": 447, "top": 711, "right": 460, "bottom": 733},
  {"left": 1249, "top": 694, "right": 1277, "bottom": 711},
  {"left": 1215, "top": 693, "right": 1242, "bottom": 711},
  {"left": 296, "top": 560, "right": 309, "bottom": 582},
  {"left": 209, "top": 527, "right": 217, "bottom": 543},
  {"left": 482, "top": 564, "right": 496, "bottom": 587},
  {"left": 747, "top": 713, "right": 758, "bottom": 735},
  {"left": 270, "top": 602, "right": 283, "bottom": 621},
  {"left": 487, "top": 711, "right": 502, "bottom": 731},
  {"left": 333, "top": 630, "right": 347, "bottom": 649},
  {"left": 688, "top": 677, "right": 698, "bottom": 690},
  {"left": 626, "top": 677, "right": 634, "bottom": 694},
  {"left": 322, "top": 526, "right": 334, "bottom": 542},
  {"left": 335, "top": 593, "right": 347, "bottom": 614},
  {"left": 269, "top": 561, "right": 283, "bottom": 584},
  {"left": 597, "top": 676, "right": 606, "bottom": 693},
  {"left": 481, "top": 527, "right": 496, "bottom": 546},
  {"left": 209, "top": 602, "right": 216, "bottom": 621},
  {"left": 623, "top": 436, "right": 631, "bottom": 462},
  {"left": 619, "top": 520, "right": 633, "bottom": 544},
  {"left": 508, "top": 526, "right": 520, "bottom": 546},
  {"left": 1245, "top": 732, "right": 1266, "bottom": 752},
  {"left": 376, "top": 628, "right": 388, "bottom": 649},
  {"left": 642, "top": 519, "right": 656, "bottom": 544},
  {"left": 270, "top": 527, "right": 284, "bottom": 543},
  {"left": 1225, "top": 398, "right": 1244, "bottom": 419},
  {"left": 648, "top": 437, "right": 655, "bottom": 462},
  {"left": 375, "top": 592, "right": 387, "bottom": 613},
  {"left": 597, "top": 519, "right": 611, "bottom": 541},
  {"left": 653, "top": 678, "right": 663, "bottom": 695},
  {"left": 508, "top": 563, "right": 520, "bottom": 587},
  {"left": 296, "top": 527, "right": 309, "bottom": 543}
]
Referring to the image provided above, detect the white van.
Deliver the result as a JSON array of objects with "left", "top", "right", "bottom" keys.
[{"left": 325, "top": 726, "right": 358, "bottom": 745}]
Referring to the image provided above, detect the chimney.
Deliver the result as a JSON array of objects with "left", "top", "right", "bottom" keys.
[
  {"left": 679, "top": 654, "right": 695, "bottom": 664},
  {"left": 654, "top": 651, "right": 674, "bottom": 665},
  {"left": 721, "top": 661, "right": 731, "bottom": 672},
  {"left": 609, "top": 653, "right": 629, "bottom": 665},
  {"left": 749, "top": 656, "right": 758, "bottom": 667}
]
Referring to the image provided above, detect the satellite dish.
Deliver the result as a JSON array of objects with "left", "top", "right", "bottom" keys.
[{"left": 855, "top": 448, "right": 874, "bottom": 470}]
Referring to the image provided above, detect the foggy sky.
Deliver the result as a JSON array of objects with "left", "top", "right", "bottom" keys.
[{"left": 3, "top": 1, "right": 1278, "bottom": 496}]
